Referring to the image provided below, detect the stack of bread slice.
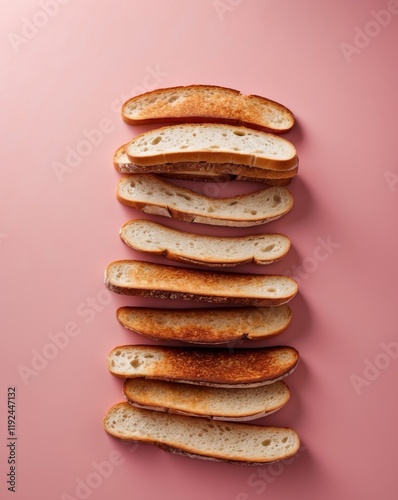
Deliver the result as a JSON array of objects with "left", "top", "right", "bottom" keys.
[{"left": 103, "top": 84, "right": 301, "bottom": 465}]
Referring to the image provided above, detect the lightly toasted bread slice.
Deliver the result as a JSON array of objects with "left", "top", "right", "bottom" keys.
[
  {"left": 123, "top": 378, "right": 290, "bottom": 422},
  {"left": 116, "top": 175, "right": 294, "bottom": 227},
  {"left": 114, "top": 144, "right": 232, "bottom": 182},
  {"left": 124, "top": 123, "right": 298, "bottom": 171},
  {"left": 107, "top": 345, "right": 299, "bottom": 387},
  {"left": 104, "top": 260, "right": 298, "bottom": 306},
  {"left": 120, "top": 219, "right": 290, "bottom": 267},
  {"left": 113, "top": 144, "right": 298, "bottom": 183},
  {"left": 103, "top": 402, "right": 300, "bottom": 464},
  {"left": 121, "top": 84, "right": 295, "bottom": 134},
  {"left": 123, "top": 379, "right": 291, "bottom": 421},
  {"left": 116, "top": 305, "right": 291, "bottom": 344}
]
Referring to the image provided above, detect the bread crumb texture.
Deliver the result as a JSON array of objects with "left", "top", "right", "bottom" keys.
[
  {"left": 123, "top": 85, "right": 294, "bottom": 131},
  {"left": 104, "top": 403, "right": 300, "bottom": 463}
]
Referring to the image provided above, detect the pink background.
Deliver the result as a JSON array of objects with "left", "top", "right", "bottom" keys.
[{"left": 1, "top": 1, "right": 398, "bottom": 499}]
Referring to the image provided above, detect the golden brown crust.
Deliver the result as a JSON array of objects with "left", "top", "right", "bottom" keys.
[
  {"left": 122, "top": 378, "right": 291, "bottom": 421},
  {"left": 121, "top": 84, "right": 295, "bottom": 134},
  {"left": 107, "top": 345, "right": 299, "bottom": 386},
  {"left": 104, "top": 260, "right": 298, "bottom": 306},
  {"left": 116, "top": 305, "right": 292, "bottom": 344}
]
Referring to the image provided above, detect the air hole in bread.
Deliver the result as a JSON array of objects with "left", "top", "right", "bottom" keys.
[
  {"left": 180, "top": 145, "right": 188, "bottom": 149},
  {"left": 209, "top": 145, "right": 220, "bottom": 149},
  {"left": 232, "top": 147, "right": 241, "bottom": 151},
  {"left": 114, "top": 350, "right": 121, "bottom": 356},
  {"left": 267, "top": 288, "right": 277, "bottom": 293},
  {"left": 233, "top": 130, "right": 246, "bottom": 137},
  {"left": 229, "top": 201, "right": 238, "bottom": 206},
  {"left": 130, "top": 358, "right": 141, "bottom": 368},
  {"left": 207, "top": 206, "right": 215, "bottom": 213},
  {"left": 144, "top": 354, "right": 154, "bottom": 359},
  {"left": 273, "top": 194, "right": 281, "bottom": 205},
  {"left": 282, "top": 437, "right": 288, "bottom": 443},
  {"left": 262, "top": 439, "right": 271, "bottom": 447},
  {"left": 262, "top": 244, "right": 275, "bottom": 252},
  {"left": 151, "top": 136, "right": 162, "bottom": 145},
  {"left": 130, "top": 180, "right": 136, "bottom": 188},
  {"left": 176, "top": 193, "right": 192, "bottom": 201},
  {"left": 168, "top": 95, "right": 179, "bottom": 103}
]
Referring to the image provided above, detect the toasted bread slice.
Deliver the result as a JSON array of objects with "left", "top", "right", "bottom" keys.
[
  {"left": 161, "top": 172, "right": 292, "bottom": 185},
  {"left": 121, "top": 85, "right": 295, "bottom": 134},
  {"left": 116, "top": 305, "right": 291, "bottom": 344},
  {"left": 116, "top": 175, "right": 294, "bottom": 227},
  {"left": 104, "top": 260, "right": 298, "bottom": 306},
  {"left": 114, "top": 144, "right": 297, "bottom": 182},
  {"left": 120, "top": 219, "right": 290, "bottom": 267},
  {"left": 124, "top": 123, "right": 298, "bottom": 171},
  {"left": 103, "top": 402, "right": 300, "bottom": 464},
  {"left": 123, "top": 379, "right": 291, "bottom": 421},
  {"left": 107, "top": 345, "right": 299, "bottom": 387},
  {"left": 114, "top": 145, "right": 232, "bottom": 182}
]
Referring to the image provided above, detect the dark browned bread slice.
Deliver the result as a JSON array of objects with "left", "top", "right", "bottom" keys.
[{"left": 107, "top": 345, "right": 299, "bottom": 387}]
